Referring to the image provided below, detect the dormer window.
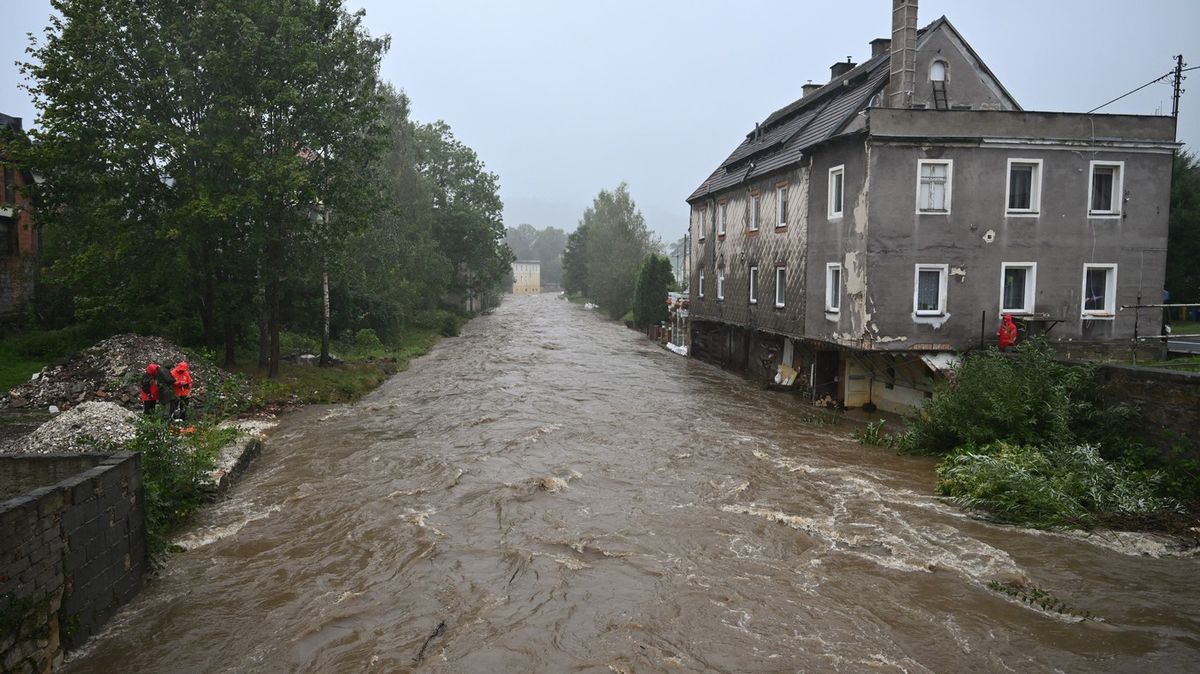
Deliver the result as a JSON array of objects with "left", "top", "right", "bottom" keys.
[{"left": 930, "top": 60, "right": 947, "bottom": 82}]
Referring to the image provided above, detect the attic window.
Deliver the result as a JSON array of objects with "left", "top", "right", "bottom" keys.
[{"left": 930, "top": 60, "right": 947, "bottom": 82}]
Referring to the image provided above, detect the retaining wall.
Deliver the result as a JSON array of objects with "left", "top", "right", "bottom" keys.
[
  {"left": 0, "top": 453, "right": 144, "bottom": 673},
  {"left": 1096, "top": 364, "right": 1200, "bottom": 459}
]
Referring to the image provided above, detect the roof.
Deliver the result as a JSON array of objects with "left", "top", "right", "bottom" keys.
[
  {"left": 686, "top": 16, "right": 1019, "bottom": 203},
  {"left": 686, "top": 54, "right": 889, "bottom": 202}
]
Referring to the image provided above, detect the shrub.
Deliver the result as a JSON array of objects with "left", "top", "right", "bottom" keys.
[
  {"left": 898, "top": 338, "right": 1135, "bottom": 455},
  {"left": 354, "top": 328, "right": 382, "bottom": 349},
  {"left": 119, "top": 419, "right": 228, "bottom": 565},
  {"left": 936, "top": 441, "right": 1175, "bottom": 528}
]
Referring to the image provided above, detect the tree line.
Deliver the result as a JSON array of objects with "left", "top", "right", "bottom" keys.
[
  {"left": 6, "top": 0, "right": 513, "bottom": 376},
  {"left": 562, "top": 183, "right": 673, "bottom": 326}
]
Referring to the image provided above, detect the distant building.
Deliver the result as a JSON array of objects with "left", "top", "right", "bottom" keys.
[
  {"left": 1, "top": 113, "right": 37, "bottom": 316},
  {"left": 686, "top": 0, "right": 1176, "bottom": 412},
  {"left": 511, "top": 260, "right": 541, "bottom": 294}
]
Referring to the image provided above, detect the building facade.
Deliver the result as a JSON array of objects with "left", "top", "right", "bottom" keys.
[
  {"left": 1, "top": 113, "right": 37, "bottom": 317},
  {"left": 686, "top": 1, "right": 1177, "bottom": 413},
  {"left": 511, "top": 260, "right": 542, "bottom": 295}
]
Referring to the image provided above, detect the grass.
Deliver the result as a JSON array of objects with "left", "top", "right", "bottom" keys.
[
  {"left": 0, "top": 346, "right": 47, "bottom": 393},
  {"left": 232, "top": 328, "right": 441, "bottom": 406},
  {"left": 0, "top": 324, "right": 100, "bottom": 392}
]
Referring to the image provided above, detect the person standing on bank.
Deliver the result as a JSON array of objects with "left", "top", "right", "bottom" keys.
[
  {"left": 170, "top": 361, "right": 193, "bottom": 421},
  {"left": 140, "top": 362, "right": 175, "bottom": 417}
]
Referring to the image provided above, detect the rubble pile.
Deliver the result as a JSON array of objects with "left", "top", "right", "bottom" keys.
[
  {"left": 2, "top": 401, "right": 139, "bottom": 454},
  {"left": 2, "top": 333, "right": 250, "bottom": 414}
]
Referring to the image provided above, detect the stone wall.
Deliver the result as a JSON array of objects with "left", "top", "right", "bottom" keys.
[
  {"left": 1096, "top": 365, "right": 1200, "bottom": 459},
  {"left": 0, "top": 453, "right": 144, "bottom": 673}
]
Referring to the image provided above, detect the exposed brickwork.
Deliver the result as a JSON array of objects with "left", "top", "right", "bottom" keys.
[{"left": 0, "top": 454, "right": 144, "bottom": 673}]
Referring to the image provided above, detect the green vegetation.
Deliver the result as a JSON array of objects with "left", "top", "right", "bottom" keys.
[
  {"left": 1166, "top": 150, "right": 1200, "bottom": 305},
  {"left": 987, "top": 581, "right": 1098, "bottom": 621},
  {"left": 562, "top": 184, "right": 661, "bottom": 320},
  {"left": 890, "top": 339, "right": 1195, "bottom": 530},
  {"left": 8, "top": 0, "right": 511, "bottom": 377},
  {"left": 0, "top": 325, "right": 102, "bottom": 391},
  {"left": 118, "top": 419, "right": 234, "bottom": 565},
  {"left": 632, "top": 254, "right": 675, "bottom": 329}
]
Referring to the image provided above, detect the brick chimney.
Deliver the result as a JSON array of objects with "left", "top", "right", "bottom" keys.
[
  {"left": 802, "top": 82, "right": 822, "bottom": 97},
  {"left": 870, "top": 38, "right": 891, "bottom": 58},
  {"left": 830, "top": 57, "right": 856, "bottom": 80},
  {"left": 886, "top": 0, "right": 917, "bottom": 108}
]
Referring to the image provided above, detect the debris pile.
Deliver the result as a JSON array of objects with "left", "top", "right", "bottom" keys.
[
  {"left": 2, "top": 333, "right": 250, "bottom": 414},
  {"left": 2, "top": 401, "right": 139, "bottom": 454}
]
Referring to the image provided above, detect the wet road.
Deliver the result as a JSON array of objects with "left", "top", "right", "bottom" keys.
[{"left": 68, "top": 294, "right": 1200, "bottom": 672}]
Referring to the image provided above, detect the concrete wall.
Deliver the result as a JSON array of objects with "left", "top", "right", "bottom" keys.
[
  {"left": 0, "top": 454, "right": 145, "bottom": 673},
  {"left": 1096, "top": 365, "right": 1200, "bottom": 458},
  {"left": 861, "top": 109, "right": 1175, "bottom": 351}
]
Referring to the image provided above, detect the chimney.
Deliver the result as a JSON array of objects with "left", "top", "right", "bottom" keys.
[
  {"left": 870, "top": 38, "right": 891, "bottom": 58},
  {"left": 802, "top": 81, "right": 822, "bottom": 97},
  {"left": 830, "top": 57, "right": 856, "bottom": 80},
  {"left": 886, "top": 0, "right": 918, "bottom": 108}
]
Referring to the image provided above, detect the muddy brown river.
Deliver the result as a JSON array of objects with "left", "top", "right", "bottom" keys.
[{"left": 66, "top": 294, "right": 1199, "bottom": 673}]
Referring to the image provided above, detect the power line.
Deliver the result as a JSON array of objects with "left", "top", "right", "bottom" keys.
[{"left": 1087, "top": 70, "right": 1175, "bottom": 114}]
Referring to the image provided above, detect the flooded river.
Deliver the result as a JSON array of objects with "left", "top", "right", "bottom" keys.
[{"left": 67, "top": 294, "right": 1199, "bottom": 673}]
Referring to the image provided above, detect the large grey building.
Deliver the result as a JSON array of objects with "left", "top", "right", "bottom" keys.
[{"left": 686, "top": 0, "right": 1177, "bottom": 412}]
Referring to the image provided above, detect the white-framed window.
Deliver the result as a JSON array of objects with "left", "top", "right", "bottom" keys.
[
  {"left": 774, "top": 266, "right": 786, "bottom": 308},
  {"left": 916, "top": 159, "right": 952, "bottom": 214},
  {"left": 930, "top": 59, "right": 948, "bottom": 82},
  {"left": 698, "top": 271, "right": 705, "bottom": 298},
  {"left": 1005, "top": 159, "right": 1042, "bottom": 215},
  {"left": 749, "top": 266, "right": 759, "bottom": 304},
  {"left": 1081, "top": 263, "right": 1118, "bottom": 318},
  {"left": 828, "top": 165, "right": 844, "bottom": 220},
  {"left": 750, "top": 193, "right": 760, "bottom": 231},
  {"left": 913, "top": 264, "right": 948, "bottom": 316},
  {"left": 776, "top": 185, "right": 788, "bottom": 227},
  {"left": 825, "top": 262, "right": 842, "bottom": 313},
  {"left": 716, "top": 270, "right": 725, "bottom": 300},
  {"left": 1088, "top": 161, "right": 1123, "bottom": 217},
  {"left": 999, "top": 262, "right": 1037, "bottom": 314},
  {"left": 697, "top": 208, "right": 706, "bottom": 241},
  {"left": 717, "top": 202, "right": 727, "bottom": 236}
]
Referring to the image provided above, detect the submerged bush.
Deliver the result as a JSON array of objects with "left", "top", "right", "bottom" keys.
[{"left": 937, "top": 442, "right": 1175, "bottom": 528}]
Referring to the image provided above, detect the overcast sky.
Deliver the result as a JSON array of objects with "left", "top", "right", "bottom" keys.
[{"left": 2, "top": 1, "right": 1197, "bottom": 244}]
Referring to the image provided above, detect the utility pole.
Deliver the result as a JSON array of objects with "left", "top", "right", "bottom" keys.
[{"left": 1172, "top": 54, "right": 1186, "bottom": 119}]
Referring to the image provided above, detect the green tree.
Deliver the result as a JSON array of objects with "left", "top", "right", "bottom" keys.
[
  {"left": 632, "top": 253, "right": 674, "bottom": 328},
  {"left": 1166, "top": 150, "right": 1200, "bottom": 305},
  {"left": 413, "top": 121, "right": 513, "bottom": 311},
  {"left": 561, "top": 223, "right": 591, "bottom": 296},
  {"left": 568, "top": 183, "right": 656, "bottom": 319},
  {"left": 505, "top": 224, "right": 567, "bottom": 285}
]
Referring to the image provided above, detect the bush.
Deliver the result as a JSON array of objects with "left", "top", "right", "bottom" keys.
[
  {"left": 898, "top": 339, "right": 1135, "bottom": 455},
  {"left": 936, "top": 441, "right": 1176, "bottom": 528},
  {"left": 119, "top": 419, "right": 229, "bottom": 566},
  {"left": 354, "top": 328, "right": 382, "bottom": 349}
]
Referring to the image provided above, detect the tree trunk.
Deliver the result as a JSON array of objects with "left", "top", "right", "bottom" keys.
[
  {"left": 257, "top": 280, "right": 270, "bottom": 370},
  {"left": 268, "top": 277, "right": 282, "bottom": 378},
  {"left": 223, "top": 319, "right": 237, "bottom": 368},
  {"left": 320, "top": 257, "right": 331, "bottom": 366}
]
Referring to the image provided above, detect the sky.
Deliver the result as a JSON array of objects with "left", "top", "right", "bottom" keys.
[{"left": 2, "top": 1, "right": 1198, "bottom": 245}]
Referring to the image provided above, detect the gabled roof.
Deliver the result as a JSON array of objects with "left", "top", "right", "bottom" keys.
[{"left": 686, "top": 16, "right": 1019, "bottom": 203}]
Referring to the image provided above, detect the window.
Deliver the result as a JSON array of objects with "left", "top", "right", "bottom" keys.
[
  {"left": 717, "top": 202, "right": 727, "bottom": 236},
  {"left": 825, "top": 263, "right": 842, "bottom": 313},
  {"left": 828, "top": 165, "right": 844, "bottom": 219},
  {"left": 774, "top": 267, "right": 786, "bottom": 308},
  {"left": 913, "top": 264, "right": 948, "bottom": 316},
  {"left": 697, "top": 208, "right": 706, "bottom": 241},
  {"left": 698, "top": 271, "right": 705, "bottom": 298},
  {"left": 916, "top": 159, "right": 952, "bottom": 214},
  {"left": 999, "top": 263, "right": 1037, "bottom": 314},
  {"left": 776, "top": 185, "right": 788, "bottom": 227},
  {"left": 930, "top": 60, "right": 947, "bottom": 82},
  {"left": 1081, "top": 264, "right": 1117, "bottom": 318},
  {"left": 1005, "top": 159, "right": 1042, "bottom": 215},
  {"left": 749, "top": 266, "right": 758, "bottom": 304},
  {"left": 1088, "top": 161, "right": 1123, "bottom": 216},
  {"left": 716, "top": 270, "right": 725, "bottom": 300},
  {"left": 750, "top": 193, "right": 760, "bottom": 231}
]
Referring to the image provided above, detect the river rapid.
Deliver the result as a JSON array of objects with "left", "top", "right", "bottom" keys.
[{"left": 66, "top": 293, "right": 1200, "bottom": 673}]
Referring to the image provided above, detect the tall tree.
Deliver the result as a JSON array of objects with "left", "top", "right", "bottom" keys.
[
  {"left": 1166, "top": 150, "right": 1200, "bottom": 306},
  {"left": 563, "top": 183, "right": 656, "bottom": 319},
  {"left": 505, "top": 224, "right": 567, "bottom": 285},
  {"left": 632, "top": 253, "right": 674, "bottom": 329}
]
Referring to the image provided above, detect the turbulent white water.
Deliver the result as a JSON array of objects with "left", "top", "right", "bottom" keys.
[{"left": 67, "top": 294, "right": 1200, "bottom": 673}]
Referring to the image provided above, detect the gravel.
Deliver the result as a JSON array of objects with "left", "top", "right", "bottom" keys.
[{"left": 2, "top": 401, "right": 139, "bottom": 454}]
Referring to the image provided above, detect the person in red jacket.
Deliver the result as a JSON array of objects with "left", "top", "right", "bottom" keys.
[
  {"left": 998, "top": 314, "right": 1018, "bottom": 351},
  {"left": 170, "top": 361, "right": 193, "bottom": 421},
  {"left": 140, "top": 363, "right": 175, "bottom": 415}
]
